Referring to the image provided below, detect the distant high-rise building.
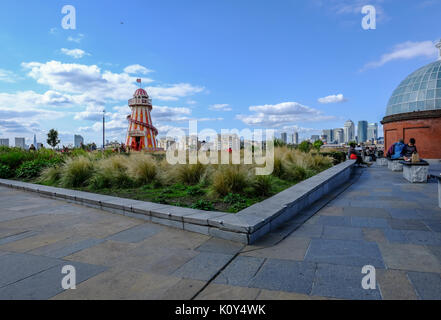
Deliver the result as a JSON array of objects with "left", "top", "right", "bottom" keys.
[
  {"left": 311, "top": 135, "right": 320, "bottom": 142},
  {"left": 344, "top": 120, "right": 355, "bottom": 143},
  {"left": 367, "top": 123, "right": 378, "bottom": 142},
  {"left": 322, "top": 129, "right": 333, "bottom": 144},
  {"left": 358, "top": 121, "right": 368, "bottom": 143},
  {"left": 281, "top": 132, "right": 287, "bottom": 144},
  {"left": 33, "top": 134, "right": 37, "bottom": 149},
  {"left": 293, "top": 132, "right": 299, "bottom": 145},
  {"left": 0, "top": 139, "right": 9, "bottom": 147},
  {"left": 74, "top": 135, "right": 84, "bottom": 148},
  {"left": 333, "top": 128, "right": 344, "bottom": 144},
  {"left": 15, "top": 138, "right": 26, "bottom": 149}
]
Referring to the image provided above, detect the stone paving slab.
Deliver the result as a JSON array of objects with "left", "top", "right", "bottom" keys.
[
  {"left": 311, "top": 263, "right": 382, "bottom": 300},
  {"left": 407, "top": 271, "right": 441, "bottom": 300},
  {"left": 172, "top": 252, "right": 234, "bottom": 281},
  {"left": 105, "top": 223, "right": 162, "bottom": 243},
  {"left": 0, "top": 261, "right": 106, "bottom": 300},
  {"left": 213, "top": 256, "right": 265, "bottom": 287},
  {"left": 0, "top": 252, "right": 63, "bottom": 288},
  {"left": 305, "top": 239, "right": 385, "bottom": 268},
  {"left": 248, "top": 259, "right": 316, "bottom": 294}
]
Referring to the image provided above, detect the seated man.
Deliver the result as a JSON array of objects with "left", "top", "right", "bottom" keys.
[
  {"left": 390, "top": 139, "right": 405, "bottom": 160},
  {"left": 402, "top": 138, "right": 418, "bottom": 161}
]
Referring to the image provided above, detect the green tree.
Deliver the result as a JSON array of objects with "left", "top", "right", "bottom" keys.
[
  {"left": 313, "top": 140, "right": 324, "bottom": 151},
  {"left": 47, "top": 129, "right": 60, "bottom": 149},
  {"left": 298, "top": 141, "right": 312, "bottom": 153}
]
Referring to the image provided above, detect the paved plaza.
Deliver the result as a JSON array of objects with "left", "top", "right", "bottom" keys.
[{"left": 0, "top": 164, "right": 440, "bottom": 300}]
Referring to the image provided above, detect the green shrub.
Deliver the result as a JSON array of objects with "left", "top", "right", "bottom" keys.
[
  {"left": 175, "top": 163, "right": 205, "bottom": 185},
  {"left": 298, "top": 141, "right": 312, "bottom": 153},
  {"left": 253, "top": 175, "right": 273, "bottom": 196},
  {"left": 0, "top": 164, "right": 13, "bottom": 179},
  {"left": 211, "top": 166, "right": 249, "bottom": 196},
  {"left": 39, "top": 166, "right": 62, "bottom": 185},
  {"left": 223, "top": 193, "right": 248, "bottom": 212},
  {"left": 191, "top": 200, "right": 214, "bottom": 211},
  {"left": 186, "top": 185, "right": 205, "bottom": 196},
  {"left": 90, "top": 156, "right": 133, "bottom": 189},
  {"left": 284, "top": 165, "right": 307, "bottom": 182},
  {"left": 60, "top": 157, "right": 94, "bottom": 188},
  {"left": 127, "top": 154, "right": 157, "bottom": 185}
]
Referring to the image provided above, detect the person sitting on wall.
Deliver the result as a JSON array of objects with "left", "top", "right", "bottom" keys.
[
  {"left": 402, "top": 138, "right": 418, "bottom": 161},
  {"left": 349, "top": 143, "right": 364, "bottom": 166},
  {"left": 387, "top": 139, "right": 405, "bottom": 160}
]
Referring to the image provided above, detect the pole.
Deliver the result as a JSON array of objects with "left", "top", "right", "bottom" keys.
[{"left": 103, "top": 109, "right": 105, "bottom": 151}]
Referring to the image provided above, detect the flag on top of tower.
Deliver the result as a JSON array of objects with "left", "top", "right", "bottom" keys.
[{"left": 136, "top": 78, "right": 142, "bottom": 83}]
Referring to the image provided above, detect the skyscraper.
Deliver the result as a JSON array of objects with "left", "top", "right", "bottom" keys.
[
  {"left": 281, "top": 132, "right": 287, "bottom": 144},
  {"left": 74, "top": 135, "right": 84, "bottom": 148},
  {"left": 343, "top": 120, "right": 355, "bottom": 143},
  {"left": 0, "top": 139, "right": 9, "bottom": 147},
  {"left": 333, "top": 129, "right": 344, "bottom": 144},
  {"left": 322, "top": 129, "right": 333, "bottom": 144},
  {"left": 367, "top": 123, "right": 378, "bottom": 142},
  {"left": 293, "top": 132, "right": 299, "bottom": 145},
  {"left": 358, "top": 121, "right": 368, "bottom": 143},
  {"left": 15, "top": 138, "right": 25, "bottom": 149}
]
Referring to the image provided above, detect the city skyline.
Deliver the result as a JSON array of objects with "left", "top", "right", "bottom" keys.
[{"left": 1, "top": 1, "right": 441, "bottom": 147}]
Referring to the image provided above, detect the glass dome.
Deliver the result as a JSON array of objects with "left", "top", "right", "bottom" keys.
[{"left": 386, "top": 60, "right": 441, "bottom": 116}]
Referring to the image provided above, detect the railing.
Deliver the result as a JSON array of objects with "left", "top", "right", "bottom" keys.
[{"left": 128, "top": 98, "right": 152, "bottom": 106}]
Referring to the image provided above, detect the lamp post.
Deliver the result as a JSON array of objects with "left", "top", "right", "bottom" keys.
[{"left": 102, "top": 109, "right": 105, "bottom": 151}]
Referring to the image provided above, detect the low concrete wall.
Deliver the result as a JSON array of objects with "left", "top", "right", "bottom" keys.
[
  {"left": 388, "top": 159, "right": 404, "bottom": 172},
  {"left": 0, "top": 160, "right": 356, "bottom": 244}
]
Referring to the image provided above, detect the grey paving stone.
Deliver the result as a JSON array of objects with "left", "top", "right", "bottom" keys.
[
  {"left": 426, "top": 246, "right": 441, "bottom": 264},
  {"left": 403, "top": 230, "right": 441, "bottom": 246},
  {"left": 196, "top": 238, "right": 244, "bottom": 255},
  {"left": 388, "top": 219, "right": 429, "bottom": 231},
  {"left": 386, "top": 208, "right": 420, "bottom": 220},
  {"left": 407, "top": 272, "right": 441, "bottom": 300},
  {"left": 321, "top": 226, "right": 364, "bottom": 241},
  {"left": 106, "top": 223, "right": 162, "bottom": 243},
  {"left": 311, "top": 263, "right": 382, "bottom": 300},
  {"left": 342, "top": 207, "right": 391, "bottom": 218},
  {"left": 351, "top": 217, "right": 389, "bottom": 229},
  {"left": 0, "top": 231, "right": 38, "bottom": 245},
  {"left": 289, "top": 224, "right": 323, "bottom": 238},
  {"left": 173, "top": 252, "right": 234, "bottom": 281},
  {"left": 423, "top": 220, "right": 441, "bottom": 233},
  {"left": 316, "top": 216, "right": 351, "bottom": 227},
  {"left": 249, "top": 259, "right": 316, "bottom": 294},
  {"left": 305, "top": 239, "right": 385, "bottom": 268},
  {"left": 0, "top": 261, "right": 106, "bottom": 299},
  {"left": 0, "top": 253, "right": 63, "bottom": 288},
  {"left": 383, "top": 229, "right": 408, "bottom": 243},
  {"left": 214, "top": 256, "right": 265, "bottom": 287},
  {"left": 37, "top": 238, "right": 106, "bottom": 259}
]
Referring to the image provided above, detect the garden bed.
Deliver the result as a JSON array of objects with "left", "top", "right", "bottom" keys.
[{"left": 0, "top": 146, "right": 344, "bottom": 213}]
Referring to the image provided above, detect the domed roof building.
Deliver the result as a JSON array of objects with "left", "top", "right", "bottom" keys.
[{"left": 382, "top": 40, "right": 441, "bottom": 159}]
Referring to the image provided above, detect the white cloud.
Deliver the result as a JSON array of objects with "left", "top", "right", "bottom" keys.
[
  {"left": 0, "top": 69, "right": 18, "bottom": 83},
  {"left": 123, "top": 64, "right": 153, "bottom": 75},
  {"left": 67, "top": 34, "right": 84, "bottom": 43},
  {"left": 61, "top": 48, "right": 90, "bottom": 59},
  {"left": 362, "top": 40, "right": 438, "bottom": 70},
  {"left": 147, "top": 83, "right": 204, "bottom": 101},
  {"left": 209, "top": 104, "right": 232, "bottom": 111},
  {"left": 237, "top": 102, "right": 335, "bottom": 128},
  {"left": 318, "top": 94, "right": 347, "bottom": 104}
]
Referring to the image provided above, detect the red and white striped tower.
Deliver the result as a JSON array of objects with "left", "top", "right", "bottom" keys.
[{"left": 126, "top": 84, "right": 159, "bottom": 151}]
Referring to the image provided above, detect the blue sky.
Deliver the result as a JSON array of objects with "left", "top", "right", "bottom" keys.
[{"left": 0, "top": 0, "right": 440, "bottom": 146}]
